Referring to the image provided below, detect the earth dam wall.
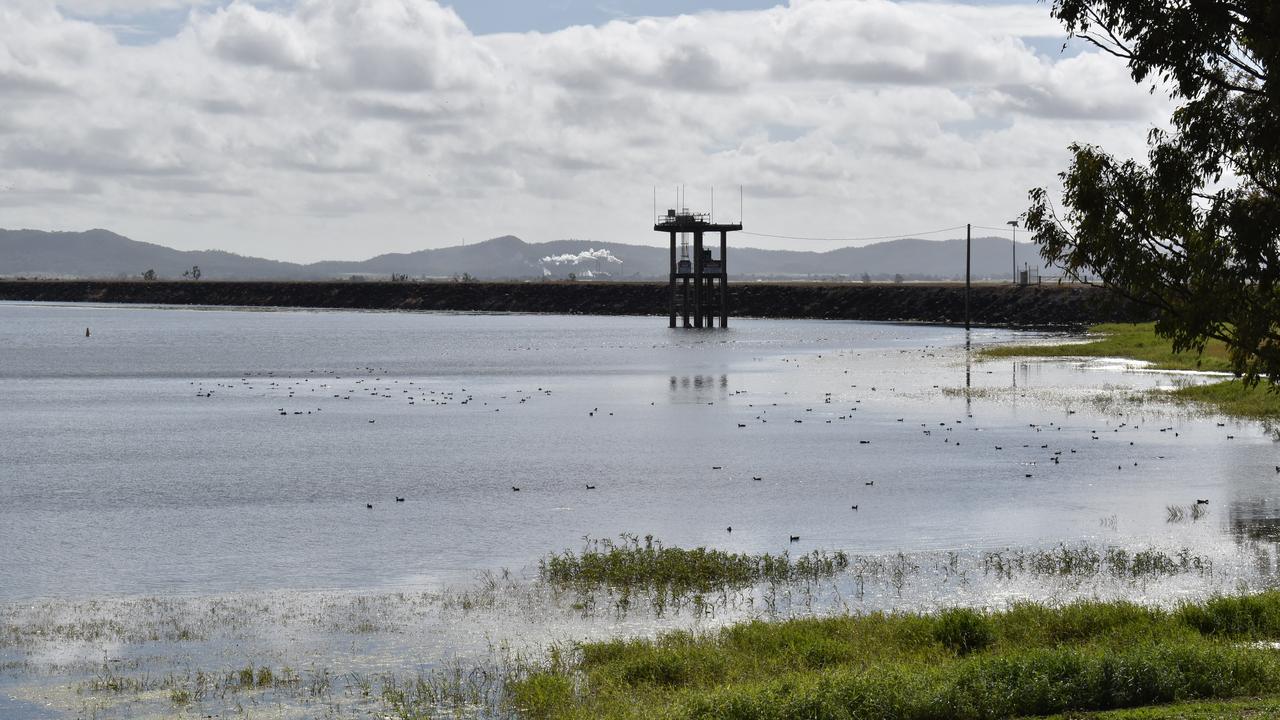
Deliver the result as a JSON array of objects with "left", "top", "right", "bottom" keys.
[{"left": 0, "top": 280, "right": 1156, "bottom": 326}]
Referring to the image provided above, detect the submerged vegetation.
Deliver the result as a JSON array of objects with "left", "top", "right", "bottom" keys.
[
  {"left": 509, "top": 592, "right": 1280, "bottom": 720},
  {"left": 981, "top": 545, "right": 1211, "bottom": 580},
  {"left": 980, "top": 323, "right": 1279, "bottom": 420}
]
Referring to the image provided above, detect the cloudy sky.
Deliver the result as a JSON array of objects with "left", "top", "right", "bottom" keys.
[{"left": 1, "top": 0, "right": 1170, "bottom": 262}]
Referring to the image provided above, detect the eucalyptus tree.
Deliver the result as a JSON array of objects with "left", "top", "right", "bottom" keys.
[{"left": 1028, "top": 0, "right": 1278, "bottom": 383}]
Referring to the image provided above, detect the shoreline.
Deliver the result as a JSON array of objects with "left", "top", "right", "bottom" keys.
[{"left": 978, "top": 323, "right": 1279, "bottom": 421}]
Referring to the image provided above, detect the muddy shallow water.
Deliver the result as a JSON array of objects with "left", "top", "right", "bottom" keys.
[{"left": 1, "top": 303, "right": 1276, "bottom": 718}]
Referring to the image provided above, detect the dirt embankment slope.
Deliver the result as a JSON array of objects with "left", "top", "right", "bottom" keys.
[{"left": 0, "top": 280, "right": 1155, "bottom": 326}]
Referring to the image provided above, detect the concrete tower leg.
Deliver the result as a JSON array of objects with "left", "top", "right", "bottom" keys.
[
  {"left": 708, "top": 277, "right": 716, "bottom": 327},
  {"left": 668, "top": 232, "right": 677, "bottom": 328},
  {"left": 681, "top": 278, "right": 690, "bottom": 327},
  {"left": 693, "top": 231, "right": 704, "bottom": 328},
  {"left": 708, "top": 277, "right": 717, "bottom": 327},
  {"left": 720, "top": 231, "right": 728, "bottom": 328}
]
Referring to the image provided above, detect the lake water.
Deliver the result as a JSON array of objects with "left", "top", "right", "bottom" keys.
[{"left": 2, "top": 302, "right": 1277, "bottom": 718}]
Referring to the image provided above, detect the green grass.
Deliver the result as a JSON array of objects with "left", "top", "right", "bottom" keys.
[
  {"left": 979, "top": 323, "right": 1278, "bottom": 420},
  {"left": 979, "top": 323, "right": 1236, "bottom": 373},
  {"left": 1166, "top": 381, "right": 1280, "bottom": 420},
  {"left": 507, "top": 592, "right": 1280, "bottom": 720},
  {"left": 1035, "top": 695, "right": 1280, "bottom": 718}
]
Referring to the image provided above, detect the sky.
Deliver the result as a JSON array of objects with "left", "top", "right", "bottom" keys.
[{"left": 1, "top": 0, "right": 1172, "bottom": 262}]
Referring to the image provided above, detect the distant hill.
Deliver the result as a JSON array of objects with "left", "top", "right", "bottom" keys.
[
  {"left": 0, "top": 229, "right": 313, "bottom": 280},
  {"left": 0, "top": 228, "right": 1044, "bottom": 281}
]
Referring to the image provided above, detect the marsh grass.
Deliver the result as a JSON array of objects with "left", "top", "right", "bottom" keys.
[
  {"left": 539, "top": 535, "right": 850, "bottom": 600},
  {"left": 981, "top": 544, "right": 1211, "bottom": 580},
  {"left": 379, "top": 659, "right": 521, "bottom": 719},
  {"left": 82, "top": 658, "right": 519, "bottom": 718},
  {"left": 0, "top": 591, "right": 443, "bottom": 651},
  {"left": 441, "top": 568, "right": 524, "bottom": 612},
  {"left": 0, "top": 595, "right": 262, "bottom": 649},
  {"left": 87, "top": 662, "right": 301, "bottom": 706},
  {"left": 940, "top": 387, "right": 1000, "bottom": 400},
  {"left": 509, "top": 592, "right": 1280, "bottom": 720}
]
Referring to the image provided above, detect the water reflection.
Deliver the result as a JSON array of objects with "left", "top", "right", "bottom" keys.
[
  {"left": 669, "top": 374, "right": 729, "bottom": 401},
  {"left": 964, "top": 333, "right": 972, "bottom": 415},
  {"left": 1223, "top": 499, "right": 1280, "bottom": 579},
  {"left": 1228, "top": 499, "right": 1280, "bottom": 544},
  {"left": 1012, "top": 360, "right": 1032, "bottom": 389}
]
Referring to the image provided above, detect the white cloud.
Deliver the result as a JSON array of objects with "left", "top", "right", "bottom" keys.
[
  {"left": 0, "top": 0, "right": 1172, "bottom": 261},
  {"left": 198, "top": 2, "right": 314, "bottom": 71},
  {"left": 303, "top": 0, "right": 496, "bottom": 92},
  {"left": 766, "top": 1, "right": 1038, "bottom": 86},
  {"left": 987, "top": 51, "right": 1163, "bottom": 120}
]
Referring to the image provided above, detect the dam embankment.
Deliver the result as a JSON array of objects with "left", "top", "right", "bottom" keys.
[{"left": 0, "top": 280, "right": 1155, "bottom": 326}]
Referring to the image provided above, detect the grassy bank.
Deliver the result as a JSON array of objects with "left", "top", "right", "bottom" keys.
[
  {"left": 979, "top": 323, "right": 1235, "bottom": 372},
  {"left": 980, "top": 323, "right": 1278, "bottom": 420},
  {"left": 1165, "top": 380, "right": 1280, "bottom": 421},
  {"left": 507, "top": 592, "right": 1280, "bottom": 720}
]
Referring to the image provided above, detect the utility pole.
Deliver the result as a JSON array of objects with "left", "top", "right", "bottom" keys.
[
  {"left": 965, "top": 223, "right": 971, "bottom": 331},
  {"left": 1007, "top": 220, "right": 1018, "bottom": 284}
]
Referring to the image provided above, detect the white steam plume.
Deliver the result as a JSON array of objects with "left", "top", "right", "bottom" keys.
[{"left": 539, "top": 248, "right": 623, "bottom": 266}]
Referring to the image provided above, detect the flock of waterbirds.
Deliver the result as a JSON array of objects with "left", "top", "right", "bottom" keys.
[
  {"left": 193, "top": 366, "right": 563, "bottom": 508},
  {"left": 176, "top": 344, "right": 1268, "bottom": 540}
]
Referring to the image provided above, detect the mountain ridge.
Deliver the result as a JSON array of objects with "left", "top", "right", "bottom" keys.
[{"left": 0, "top": 228, "right": 1045, "bottom": 281}]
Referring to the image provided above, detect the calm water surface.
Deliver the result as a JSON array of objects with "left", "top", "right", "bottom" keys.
[{"left": 1, "top": 302, "right": 1276, "bottom": 601}]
